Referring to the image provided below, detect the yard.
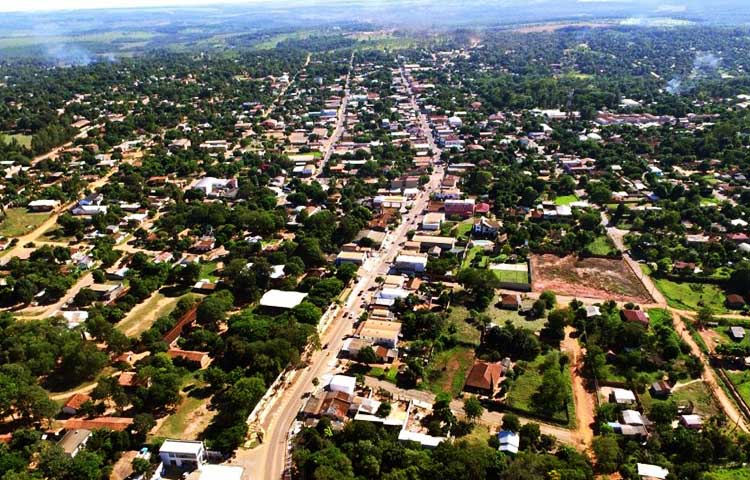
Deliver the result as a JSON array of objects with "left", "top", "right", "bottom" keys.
[
  {"left": 0, "top": 207, "right": 50, "bottom": 237},
  {"left": 585, "top": 235, "right": 618, "bottom": 256},
  {"left": 643, "top": 267, "right": 728, "bottom": 313},
  {"left": 641, "top": 380, "right": 722, "bottom": 418},
  {"left": 505, "top": 352, "right": 574, "bottom": 425},
  {"left": 490, "top": 263, "right": 530, "bottom": 286},
  {"left": 199, "top": 261, "right": 220, "bottom": 281},
  {"left": 554, "top": 195, "right": 578, "bottom": 206},
  {"left": 115, "top": 292, "right": 190, "bottom": 337}
]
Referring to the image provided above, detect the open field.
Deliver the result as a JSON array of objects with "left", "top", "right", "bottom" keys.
[
  {"left": 490, "top": 264, "right": 530, "bottom": 285},
  {"left": 641, "top": 380, "right": 722, "bottom": 418},
  {"left": 554, "top": 195, "right": 578, "bottom": 205},
  {"left": 115, "top": 292, "right": 188, "bottom": 337},
  {"left": 705, "top": 468, "right": 750, "bottom": 480},
  {"left": 531, "top": 254, "right": 651, "bottom": 303},
  {"left": 640, "top": 265, "right": 728, "bottom": 313},
  {"left": 154, "top": 395, "right": 214, "bottom": 440},
  {"left": 725, "top": 370, "right": 750, "bottom": 409},
  {"left": 0, "top": 208, "right": 51, "bottom": 237},
  {"left": 0, "top": 133, "right": 32, "bottom": 148},
  {"left": 585, "top": 235, "right": 618, "bottom": 256}
]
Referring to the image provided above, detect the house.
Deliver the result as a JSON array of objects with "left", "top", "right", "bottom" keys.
[
  {"left": 89, "top": 283, "right": 125, "bottom": 303},
  {"left": 464, "top": 360, "right": 505, "bottom": 396},
  {"left": 637, "top": 463, "right": 669, "bottom": 480},
  {"left": 610, "top": 388, "right": 637, "bottom": 405},
  {"left": 190, "top": 177, "right": 238, "bottom": 198},
  {"left": 730, "top": 326, "right": 746, "bottom": 341},
  {"left": 64, "top": 417, "right": 133, "bottom": 431},
  {"left": 169, "top": 138, "right": 191, "bottom": 150},
  {"left": 727, "top": 294, "right": 746, "bottom": 310},
  {"left": 336, "top": 250, "right": 368, "bottom": 266},
  {"left": 28, "top": 199, "right": 60, "bottom": 212},
  {"left": 497, "top": 430, "right": 520, "bottom": 454},
  {"left": 444, "top": 199, "right": 475, "bottom": 218},
  {"left": 62, "top": 393, "right": 91, "bottom": 416},
  {"left": 357, "top": 320, "right": 402, "bottom": 348},
  {"left": 679, "top": 414, "right": 703, "bottom": 430},
  {"left": 422, "top": 212, "right": 445, "bottom": 231},
  {"left": 57, "top": 429, "right": 91, "bottom": 457},
  {"left": 328, "top": 375, "right": 357, "bottom": 395},
  {"left": 395, "top": 253, "right": 428, "bottom": 273},
  {"left": 621, "top": 409, "right": 645, "bottom": 426},
  {"left": 499, "top": 294, "right": 521, "bottom": 310},
  {"left": 621, "top": 309, "right": 650, "bottom": 327},
  {"left": 410, "top": 235, "right": 456, "bottom": 251},
  {"left": 303, "top": 391, "right": 353, "bottom": 422},
  {"left": 650, "top": 380, "right": 672, "bottom": 399},
  {"left": 259, "top": 289, "right": 308, "bottom": 310},
  {"left": 586, "top": 305, "right": 601, "bottom": 318},
  {"left": 159, "top": 439, "right": 207, "bottom": 469},
  {"left": 472, "top": 217, "right": 501, "bottom": 237},
  {"left": 167, "top": 349, "right": 211, "bottom": 369}
]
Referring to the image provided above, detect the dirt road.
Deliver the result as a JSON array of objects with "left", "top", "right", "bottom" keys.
[{"left": 562, "top": 326, "right": 595, "bottom": 450}]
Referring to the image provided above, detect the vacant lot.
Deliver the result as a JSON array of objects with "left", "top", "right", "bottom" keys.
[
  {"left": 531, "top": 254, "right": 651, "bottom": 303},
  {"left": 652, "top": 276, "right": 728, "bottom": 313},
  {"left": 505, "top": 352, "right": 574, "bottom": 425},
  {"left": 0, "top": 133, "right": 32, "bottom": 148},
  {"left": 0, "top": 208, "right": 50, "bottom": 237},
  {"left": 422, "top": 346, "right": 475, "bottom": 398}
]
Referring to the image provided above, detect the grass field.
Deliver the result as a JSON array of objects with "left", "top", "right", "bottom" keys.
[
  {"left": 705, "top": 468, "right": 750, "bottom": 480},
  {"left": 0, "top": 133, "right": 32, "bottom": 148},
  {"left": 115, "top": 292, "right": 186, "bottom": 337},
  {"left": 422, "top": 346, "right": 475, "bottom": 398},
  {"left": 645, "top": 269, "right": 728, "bottom": 313},
  {"left": 199, "top": 262, "right": 219, "bottom": 281},
  {"left": 0, "top": 208, "right": 50, "bottom": 237},
  {"left": 505, "top": 352, "right": 573, "bottom": 425},
  {"left": 554, "top": 195, "right": 578, "bottom": 206},
  {"left": 490, "top": 264, "right": 530, "bottom": 285},
  {"left": 586, "top": 235, "right": 617, "bottom": 256},
  {"left": 726, "top": 371, "right": 750, "bottom": 408}
]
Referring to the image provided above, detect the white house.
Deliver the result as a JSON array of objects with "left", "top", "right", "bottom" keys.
[
  {"left": 259, "top": 290, "right": 308, "bottom": 310},
  {"left": 637, "top": 463, "right": 669, "bottom": 480},
  {"left": 159, "top": 439, "right": 206, "bottom": 469},
  {"left": 328, "top": 375, "right": 357, "bottom": 395},
  {"left": 497, "top": 430, "right": 520, "bottom": 454},
  {"left": 395, "top": 254, "right": 428, "bottom": 273}
]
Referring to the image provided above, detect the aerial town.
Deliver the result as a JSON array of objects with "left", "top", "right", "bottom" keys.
[{"left": 1, "top": 3, "right": 750, "bottom": 480}]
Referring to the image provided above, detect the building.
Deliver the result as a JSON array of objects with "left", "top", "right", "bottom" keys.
[
  {"left": 730, "top": 326, "right": 746, "bottom": 341},
  {"left": 610, "top": 388, "right": 637, "bottom": 405},
  {"left": 328, "top": 375, "right": 357, "bottom": 396},
  {"left": 444, "top": 199, "right": 475, "bottom": 218},
  {"left": 650, "top": 380, "right": 672, "bottom": 399},
  {"left": 259, "top": 289, "right": 308, "bottom": 310},
  {"left": 497, "top": 430, "right": 520, "bottom": 454},
  {"left": 64, "top": 417, "right": 133, "bottom": 432},
  {"left": 62, "top": 393, "right": 91, "bottom": 416},
  {"left": 159, "top": 439, "right": 207, "bottom": 470},
  {"left": 57, "top": 429, "right": 91, "bottom": 457},
  {"left": 499, "top": 294, "right": 521, "bottom": 311},
  {"left": 472, "top": 217, "right": 501, "bottom": 237},
  {"left": 303, "top": 390, "right": 353, "bottom": 422},
  {"left": 411, "top": 235, "right": 456, "bottom": 251},
  {"left": 28, "top": 199, "right": 60, "bottom": 212},
  {"left": 190, "top": 177, "right": 238, "bottom": 198},
  {"left": 637, "top": 463, "right": 669, "bottom": 480},
  {"left": 358, "top": 320, "right": 402, "bottom": 348},
  {"left": 167, "top": 349, "right": 211, "bottom": 369},
  {"left": 679, "top": 414, "right": 703, "bottom": 430},
  {"left": 727, "top": 294, "right": 747, "bottom": 310},
  {"left": 395, "top": 253, "right": 428, "bottom": 273},
  {"left": 336, "top": 250, "right": 368, "bottom": 266},
  {"left": 421, "top": 212, "right": 445, "bottom": 231},
  {"left": 621, "top": 309, "right": 650, "bottom": 327},
  {"left": 464, "top": 360, "right": 505, "bottom": 396}
]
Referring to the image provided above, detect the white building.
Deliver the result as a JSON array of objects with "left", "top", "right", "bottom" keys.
[
  {"left": 259, "top": 290, "right": 308, "bottom": 310},
  {"left": 395, "top": 254, "right": 428, "bottom": 273},
  {"left": 159, "top": 439, "right": 206, "bottom": 469},
  {"left": 497, "top": 430, "right": 520, "bottom": 454},
  {"left": 329, "top": 375, "right": 357, "bottom": 395},
  {"left": 422, "top": 212, "right": 444, "bottom": 231}
]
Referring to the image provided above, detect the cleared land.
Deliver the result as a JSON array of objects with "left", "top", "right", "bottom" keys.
[
  {"left": 115, "top": 292, "right": 188, "bottom": 337},
  {"left": 505, "top": 352, "right": 575, "bottom": 425},
  {"left": 0, "top": 208, "right": 51, "bottom": 237},
  {"left": 422, "top": 346, "right": 475, "bottom": 398},
  {"left": 531, "top": 254, "right": 651, "bottom": 303},
  {"left": 651, "top": 276, "right": 728, "bottom": 313},
  {"left": 0, "top": 133, "right": 32, "bottom": 148}
]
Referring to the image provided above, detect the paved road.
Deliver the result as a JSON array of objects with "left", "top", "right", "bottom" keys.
[{"left": 238, "top": 63, "right": 445, "bottom": 479}]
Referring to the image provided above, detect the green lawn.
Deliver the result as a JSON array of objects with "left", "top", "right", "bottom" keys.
[
  {"left": 199, "top": 261, "right": 219, "bottom": 281},
  {"left": 462, "top": 246, "right": 487, "bottom": 269},
  {"left": 705, "top": 468, "right": 750, "bottom": 480},
  {"left": 491, "top": 265, "right": 530, "bottom": 285},
  {"left": 505, "top": 352, "right": 574, "bottom": 425},
  {"left": 726, "top": 371, "right": 750, "bottom": 409},
  {"left": 554, "top": 195, "right": 578, "bottom": 206},
  {"left": 452, "top": 220, "right": 474, "bottom": 241},
  {"left": 643, "top": 266, "right": 728, "bottom": 313},
  {"left": 445, "top": 306, "right": 482, "bottom": 346},
  {"left": 422, "top": 346, "right": 475, "bottom": 398},
  {"left": 585, "top": 235, "right": 617, "bottom": 256},
  {"left": 0, "top": 207, "right": 50, "bottom": 237},
  {"left": 0, "top": 133, "right": 32, "bottom": 148}
]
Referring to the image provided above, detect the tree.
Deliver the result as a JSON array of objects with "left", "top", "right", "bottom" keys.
[
  {"left": 376, "top": 402, "right": 391, "bottom": 418},
  {"left": 291, "top": 302, "right": 322, "bottom": 325},
  {"left": 502, "top": 413, "right": 520, "bottom": 432},
  {"left": 593, "top": 435, "right": 621, "bottom": 473},
  {"left": 457, "top": 268, "right": 500, "bottom": 310},
  {"left": 356, "top": 346, "right": 379, "bottom": 365},
  {"left": 463, "top": 396, "right": 484, "bottom": 423},
  {"left": 543, "top": 309, "right": 568, "bottom": 340},
  {"left": 534, "top": 357, "right": 568, "bottom": 413},
  {"left": 587, "top": 182, "right": 612, "bottom": 204},
  {"left": 539, "top": 291, "right": 556, "bottom": 309},
  {"left": 132, "top": 413, "right": 156, "bottom": 439},
  {"left": 132, "top": 458, "right": 151, "bottom": 476}
]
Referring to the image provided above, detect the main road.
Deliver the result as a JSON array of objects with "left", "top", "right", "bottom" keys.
[{"left": 236, "top": 61, "right": 444, "bottom": 480}]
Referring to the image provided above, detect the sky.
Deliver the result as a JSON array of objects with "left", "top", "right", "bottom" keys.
[{"left": 0, "top": 0, "right": 256, "bottom": 12}]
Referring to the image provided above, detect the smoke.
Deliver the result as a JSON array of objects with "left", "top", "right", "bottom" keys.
[
  {"left": 665, "top": 51, "right": 721, "bottom": 95},
  {"left": 32, "top": 22, "right": 96, "bottom": 67},
  {"left": 46, "top": 44, "right": 93, "bottom": 67}
]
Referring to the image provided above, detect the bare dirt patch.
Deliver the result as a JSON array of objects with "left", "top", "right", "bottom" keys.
[{"left": 531, "top": 254, "right": 652, "bottom": 304}]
